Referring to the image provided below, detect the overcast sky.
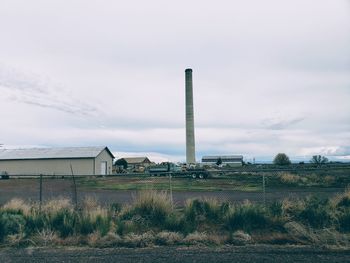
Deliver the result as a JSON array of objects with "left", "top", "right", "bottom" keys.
[{"left": 0, "top": 0, "right": 349, "bottom": 162}]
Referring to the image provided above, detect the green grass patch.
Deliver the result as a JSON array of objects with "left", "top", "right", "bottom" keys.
[{"left": 77, "top": 177, "right": 262, "bottom": 192}]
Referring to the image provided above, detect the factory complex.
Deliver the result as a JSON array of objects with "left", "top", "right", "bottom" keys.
[{"left": 0, "top": 69, "right": 243, "bottom": 176}]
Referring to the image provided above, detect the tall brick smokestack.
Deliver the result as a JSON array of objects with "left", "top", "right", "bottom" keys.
[{"left": 185, "top": 68, "right": 196, "bottom": 164}]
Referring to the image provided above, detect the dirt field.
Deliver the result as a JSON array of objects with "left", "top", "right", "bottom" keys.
[
  {"left": 0, "top": 178, "right": 345, "bottom": 206},
  {"left": 1, "top": 245, "right": 350, "bottom": 263}
]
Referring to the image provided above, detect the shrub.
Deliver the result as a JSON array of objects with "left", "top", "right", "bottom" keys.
[
  {"left": 338, "top": 209, "right": 350, "bottom": 232},
  {"left": 0, "top": 212, "right": 26, "bottom": 238},
  {"left": 298, "top": 196, "right": 333, "bottom": 228},
  {"left": 77, "top": 197, "right": 111, "bottom": 236},
  {"left": 273, "top": 153, "right": 291, "bottom": 166},
  {"left": 183, "top": 198, "right": 229, "bottom": 233},
  {"left": 269, "top": 201, "right": 283, "bottom": 218},
  {"left": 0, "top": 218, "right": 4, "bottom": 242},
  {"left": 110, "top": 203, "right": 122, "bottom": 214},
  {"left": 125, "top": 191, "right": 172, "bottom": 228},
  {"left": 332, "top": 189, "right": 350, "bottom": 208},
  {"left": 50, "top": 209, "right": 77, "bottom": 238},
  {"left": 163, "top": 213, "right": 184, "bottom": 232},
  {"left": 225, "top": 202, "right": 269, "bottom": 232},
  {"left": 116, "top": 220, "right": 138, "bottom": 236},
  {"left": 24, "top": 209, "right": 45, "bottom": 235}
]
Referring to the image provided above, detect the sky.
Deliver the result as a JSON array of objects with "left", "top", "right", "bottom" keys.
[{"left": 0, "top": 0, "right": 349, "bottom": 163}]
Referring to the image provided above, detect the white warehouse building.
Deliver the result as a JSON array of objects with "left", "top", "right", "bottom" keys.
[
  {"left": 0, "top": 146, "right": 114, "bottom": 176},
  {"left": 201, "top": 155, "right": 243, "bottom": 166}
]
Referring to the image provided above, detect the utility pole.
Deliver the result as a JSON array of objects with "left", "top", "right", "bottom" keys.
[{"left": 70, "top": 164, "right": 78, "bottom": 209}]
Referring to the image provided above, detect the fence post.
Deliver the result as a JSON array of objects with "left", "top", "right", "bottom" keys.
[
  {"left": 70, "top": 164, "right": 78, "bottom": 209},
  {"left": 169, "top": 173, "right": 173, "bottom": 210},
  {"left": 262, "top": 174, "right": 266, "bottom": 206},
  {"left": 39, "top": 174, "right": 43, "bottom": 211}
]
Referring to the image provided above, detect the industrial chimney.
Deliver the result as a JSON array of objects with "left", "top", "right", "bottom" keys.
[{"left": 185, "top": 68, "right": 196, "bottom": 164}]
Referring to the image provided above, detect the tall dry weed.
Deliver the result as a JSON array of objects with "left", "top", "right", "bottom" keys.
[
  {"left": 2, "top": 199, "right": 31, "bottom": 216},
  {"left": 42, "top": 198, "right": 73, "bottom": 214}
]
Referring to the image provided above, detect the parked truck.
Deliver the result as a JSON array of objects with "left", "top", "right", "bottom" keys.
[{"left": 147, "top": 162, "right": 209, "bottom": 179}]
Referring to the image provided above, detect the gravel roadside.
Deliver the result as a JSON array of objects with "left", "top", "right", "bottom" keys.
[{"left": 1, "top": 245, "right": 350, "bottom": 263}]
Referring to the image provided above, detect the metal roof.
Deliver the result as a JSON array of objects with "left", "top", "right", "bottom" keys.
[
  {"left": 0, "top": 146, "right": 114, "bottom": 160},
  {"left": 202, "top": 155, "right": 243, "bottom": 163},
  {"left": 118, "top": 157, "right": 151, "bottom": 164},
  {"left": 202, "top": 155, "right": 243, "bottom": 160}
]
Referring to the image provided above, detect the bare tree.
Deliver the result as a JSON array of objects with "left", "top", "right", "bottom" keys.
[{"left": 310, "top": 155, "right": 328, "bottom": 165}]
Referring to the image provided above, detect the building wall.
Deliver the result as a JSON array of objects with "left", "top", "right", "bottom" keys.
[
  {"left": 0, "top": 158, "right": 94, "bottom": 175},
  {"left": 94, "top": 149, "right": 113, "bottom": 175}
]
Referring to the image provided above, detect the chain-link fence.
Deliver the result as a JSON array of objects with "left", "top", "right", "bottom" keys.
[{"left": 1, "top": 164, "right": 349, "bottom": 207}]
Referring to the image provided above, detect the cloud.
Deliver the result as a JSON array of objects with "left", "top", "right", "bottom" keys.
[
  {"left": 0, "top": 0, "right": 349, "bottom": 162},
  {"left": 0, "top": 64, "right": 98, "bottom": 116},
  {"left": 261, "top": 116, "right": 305, "bottom": 130}
]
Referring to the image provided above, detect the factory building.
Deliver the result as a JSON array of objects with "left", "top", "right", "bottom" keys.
[
  {"left": 202, "top": 155, "right": 243, "bottom": 167},
  {"left": 0, "top": 146, "right": 114, "bottom": 176}
]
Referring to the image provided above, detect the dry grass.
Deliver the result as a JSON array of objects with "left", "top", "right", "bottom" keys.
[
  {"left": 1, "top": 191, "right": 350, "bottom": 248},
  {"left": 281, "top": 198, "right": 305, "bottom": 219},
  {"left": 42, "top": 198, "right": 73, "bottom": 214},
  {"left": 132, "top": 190, "right": 172, "bottom": 214},
  {"left": 155, "top": 231, "right": 183, "bottom": 245},
  {"left": 230, "top": 230, "right": 252, "bottom": 245},
  {"left": 81, "top": 196, "right": 108, "bottom": 221},
  {"left": 330, "top": 188, "right": 350, "bottom": 208},
  {"left": 183, "top": 231, "right": 223, "bottom": 245},
  {"left": 87, "top": 231, "right": 123, "bottom": 247},
  {"left": 32, "top": 229, "right": 59, "bottom": 246},
  {"left": 252, "top": 232, "right": 295, "bottom": 245},
  {"left": 5, "top": 233, "right": 26, "bottom": 247},
  {"left": 2, "top": 198, "right": 32, "bottom": 216},
  {"left": 284, "top": 221, "right": 317, "bottom": 244},
  {"left": 122, "top": 232, "right": 155, "bottom": 247},
  {"left": 278, "top": 172, "right": 301, "bottom": 185}
]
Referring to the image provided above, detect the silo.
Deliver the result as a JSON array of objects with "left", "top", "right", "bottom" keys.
[{"left": 185, "top": 68, "right": 196, "bottom": 164}]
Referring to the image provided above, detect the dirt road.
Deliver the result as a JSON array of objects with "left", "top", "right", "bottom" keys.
[
  {"left": 1, "top": 245, "right": 350, "bottom": 263},
  {"left": 0, "top": 178, "right": 344, "bottom": 205}
]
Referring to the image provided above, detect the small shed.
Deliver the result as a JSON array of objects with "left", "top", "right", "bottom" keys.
[
  {"left": 0, "top": 146, "right": 114, "bottom": 176},
  {"left": 114, "top": 157, "right": 152, "bottom": 171}
]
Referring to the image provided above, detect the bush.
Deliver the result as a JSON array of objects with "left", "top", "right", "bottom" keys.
[
  {"left": 124, "top": 191, "right": 172, "bottom": 228},
  {"left": 298, "top": 196, "right": 333, "bottom": 228},
  {"left": 24, "top": 210, "right": 45, "bottom": 235},
  {"left": 183, "top": 199, "right": 229, "bottom": 233},
  {"left": 338, "top": 209, "right": 350, "bottom": 232},
  {"left": 50, "top": 209, "right": 77, "bottom": 238},
  {"left": 163, "top": 213, "right": 184, "bottom": 232},
  {"left": 0, "top": 212, "right": 26, "bottom": 237},
  {"left": 273, "top": 153, "right": 291, "bottom": 166},
  {"left": 0, "top": 218, "right": 4, "bottom": 242},
  {"left": 225, "top": 202, "right": 269, "bottom": 232},
  {"left": 269, "top": 201, "right": 283, "bottom": 218}
]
